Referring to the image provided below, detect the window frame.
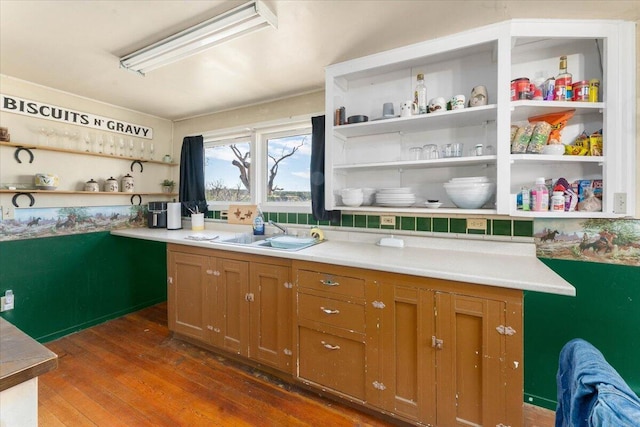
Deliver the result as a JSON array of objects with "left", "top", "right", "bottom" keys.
[{"left": 202, "top": 115, "right": 314, "bottom": 214}]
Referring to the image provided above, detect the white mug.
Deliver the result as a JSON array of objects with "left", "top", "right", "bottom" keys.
[
  {"left": 470, "top": 85, "right": 488, "bottom": 107},
  {"left": 450, "top": 94, "right": 466, "bottom": 110},
  {"left": 400, "top": 101, "right": 417, "bottom": 117},
  {"left": 428, "top": 97, "right": 446, "bottom": 113}
]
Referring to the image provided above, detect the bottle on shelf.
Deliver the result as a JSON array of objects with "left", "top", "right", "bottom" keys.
[
  {"left": 414, "top": 73, "right": 427, "bottom": 114},
  {"left": 554, "top": 56, "right": 572, "bottom": 101},
  {"left": 531, "top": 177, "right": 549, "bottom": 211}
]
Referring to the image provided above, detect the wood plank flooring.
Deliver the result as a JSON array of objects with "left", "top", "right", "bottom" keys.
[{"left": 39, "top": 303, "right": 555, "bottom": 426}]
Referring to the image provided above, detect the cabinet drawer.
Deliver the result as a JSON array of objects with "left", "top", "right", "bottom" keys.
[
  {"left": 297, "top": 270, "right": 364, "bottom": 298},
  {"left": 298, "top": 326, "right": 365, "bottom": 400},
  {"left": 298, "top": 293, "right": 365, "bottom": 333}
]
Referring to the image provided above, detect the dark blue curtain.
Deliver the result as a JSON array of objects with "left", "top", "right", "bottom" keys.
[
  {"left": 310, "top": 115, "right": 340, "bottom": 223},
  {"left": 179, "top": 135, "right": 208, "bottom": 216}
]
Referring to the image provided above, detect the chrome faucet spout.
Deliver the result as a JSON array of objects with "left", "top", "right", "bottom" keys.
[{"left": 268, "top": 220, "right": 287, "bottom": 234}]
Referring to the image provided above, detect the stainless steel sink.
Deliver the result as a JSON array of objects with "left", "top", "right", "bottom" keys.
[
  {"left": 219, "top": 234, "right": 273, "bottom": 245},
  {"left": 218, "top": 233, "right": 322, "bottom": 251}
]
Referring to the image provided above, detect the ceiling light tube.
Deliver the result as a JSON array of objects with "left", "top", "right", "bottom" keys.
[{"left": 120, "top": 0, "right": 277, "bottom": 75}]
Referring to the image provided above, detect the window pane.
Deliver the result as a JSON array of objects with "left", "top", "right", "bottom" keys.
[
  {"left": 204, "top": 141, "right": 251, "bottom": 202},
  {"left": 266, "top": 133, "right": 311, "bottom": 202}
]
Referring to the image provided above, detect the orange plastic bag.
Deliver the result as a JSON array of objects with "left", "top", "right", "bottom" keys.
[{"left": 528, "top": 110, "right": 575, "bottom": 144}]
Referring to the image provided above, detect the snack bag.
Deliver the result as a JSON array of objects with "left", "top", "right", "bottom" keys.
[
  {"left": 528, "top": 110, "right": 575, "bottom": 144},
  {"left": 589, "top": 131, "right": 603, "bottom": 156},
  {"left": 526, "top": 121, "right": 552, "bottom": 154},
  {"left": 511, "top": 124, "right": 534, "bottom": 154}
]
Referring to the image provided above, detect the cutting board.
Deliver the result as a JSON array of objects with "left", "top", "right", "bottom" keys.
[{"left": 227, "top": 204, "right": 258, "bottom": 225}]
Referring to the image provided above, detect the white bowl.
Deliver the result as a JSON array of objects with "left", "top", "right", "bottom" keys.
[
  {"left": 425, "top": 202, "right": 442, "bottom": 209},
  {"left": 542, "top": 144, "right": 565, "bottom": 155},
  {"left": 449, "top": 176, "right": 491, "bottom": 183},
  {"left": 341, "top": 188, "right": 363, "bottom": 198},
  {"left": 35, "top": 173, "right": 59, "bottom": 190},
  {"left": 342, "top": 197, "right": 363, "bottom": 207},
  {"left": 444, "top": 182, "right": 495, "bottom": 209}
]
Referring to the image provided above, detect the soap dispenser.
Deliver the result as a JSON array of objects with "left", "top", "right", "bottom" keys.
[{"left": 253, "top": 205, "right": 265, "bottom": 235}]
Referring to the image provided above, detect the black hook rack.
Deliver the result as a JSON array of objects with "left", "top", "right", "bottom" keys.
[
  {"left": 130, "top": 160, "right": 144, "bottom": 172},
  {"left": 14, "top": 147, "right": 35, "bottom": 164},
  {"left": 11, "top": 192, "right": 35, "bottom": 207}
]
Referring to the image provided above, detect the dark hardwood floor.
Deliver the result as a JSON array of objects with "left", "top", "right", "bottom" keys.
[
  {"left": 39, "top": 303, "right": 391, "bottom": 426},
  {"left": 39, "top": 303, "right": 555, "bottom": 426}
]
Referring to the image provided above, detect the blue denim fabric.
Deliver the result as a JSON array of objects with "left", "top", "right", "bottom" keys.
[{"left": 555, "top": 338, "right": 640, "bottom": 427}]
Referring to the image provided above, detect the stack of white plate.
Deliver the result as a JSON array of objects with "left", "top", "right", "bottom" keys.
[{"left": 375, "top": 187, "right": 416, "bottom": 207}]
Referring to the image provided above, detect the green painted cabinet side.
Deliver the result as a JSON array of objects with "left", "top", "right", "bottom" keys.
[
  {"left": 524, "top": 259, "right": 640, "bottom": 409},
  {"left": 0, "top": 232, "right": 167, "bottom": 342}
]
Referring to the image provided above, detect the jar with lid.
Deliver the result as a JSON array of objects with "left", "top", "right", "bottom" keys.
[
  {"left": 84, "top": 179, "right": 99, "bottom": 192},
  {"left": 551, "top": 191, "right": 565, "bottom": 211},
  {"left": 104, "top": 177, "right": 118, "bottom": 192},
  {"left": 122, "top": 174, "right": 134, "bottom": 193}
]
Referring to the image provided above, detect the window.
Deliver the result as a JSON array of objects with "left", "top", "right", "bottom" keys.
[
  {"left": 264, "top": 129, "right": 311, "bottom": 203},
  {"left": 203, "top": 117, "right": 313, "bottom": 210},
  {"left": 204, "top": 136, "right": 252, "bottom": 202}
]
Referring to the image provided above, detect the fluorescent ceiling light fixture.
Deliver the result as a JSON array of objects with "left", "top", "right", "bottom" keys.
[{"left": 120, "top": 0, "right": 277, "bottom": 75}]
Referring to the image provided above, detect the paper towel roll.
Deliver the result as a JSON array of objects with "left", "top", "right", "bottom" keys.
[{"left": 167, "top": 202, "right": 182, "bottom": 230}]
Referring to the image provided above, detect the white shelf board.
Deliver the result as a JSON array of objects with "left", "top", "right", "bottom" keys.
[
  {"left": 510, "top": 154, "right": 603, "bottom": 164},
  {"left": 335, "top": 205, "right": 497, "bottom": 215},
  {"left": 509, "top": 209, "right": 624, "bottom": 219},
  {"left": 334, "top": 105, "right": 497, "bottom": 138},
  {"left": 510, "top": 101, "right": 604, "bottom": 122},
  {"left": 335, "top": 155, "right": 497, "bottom": 171}
]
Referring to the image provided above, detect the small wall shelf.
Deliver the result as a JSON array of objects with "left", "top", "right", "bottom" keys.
[{"left": 0, "top": 141, "right": 178, "bottom": 166}]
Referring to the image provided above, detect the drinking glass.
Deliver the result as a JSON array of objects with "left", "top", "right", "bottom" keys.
[{"left": 149, "top": 143, "right": 155, "bottom": 160}]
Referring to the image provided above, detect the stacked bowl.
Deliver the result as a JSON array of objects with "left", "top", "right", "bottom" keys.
[
  {"left": 341, "top": 188, "right": 364, "bottom": 207},
  {"left": 443, "top": 177, "right": 495, "bottom": 209}
]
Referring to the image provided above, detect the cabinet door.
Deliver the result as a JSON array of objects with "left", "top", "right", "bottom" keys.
[
  {"left": 167, "top": 251, "right": 210, "bottom": 341},
  {"left": 249, "top": 262, "right": 292, "bottom": 372},
  {"left": 376, "top": 282, "right": 436, "bottom": 425},
  {"left": 213, "top": 258, "right": 249, "bottom": 355},
  {"left": 434, "top": 292, "right": 515, "bottom": 427}
]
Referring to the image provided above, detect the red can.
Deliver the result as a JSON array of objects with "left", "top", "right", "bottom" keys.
[
  {"left": 573, "top": 80, "right": 590, "bottom": 101},
  {"left": 511, "top": 77, "right": 530, "bottom": 101}
]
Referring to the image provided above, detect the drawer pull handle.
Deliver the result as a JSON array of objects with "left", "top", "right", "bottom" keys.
[
  {"left": 320, "top": 279, "right": 340, "bottom": 286},
  {"left": 321, "top": 341, "right": 340, "bottom": 351},
  {"left": 320, "top": 307, "right": 340, "bottom": 315}
]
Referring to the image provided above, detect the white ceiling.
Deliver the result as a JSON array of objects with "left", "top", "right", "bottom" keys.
[{"left": 1, "top": 1, "right": 636, "bottom": 121}]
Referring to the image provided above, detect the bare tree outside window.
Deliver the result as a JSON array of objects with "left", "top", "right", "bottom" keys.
[{"left": 204, "top": 130, "right": 311, "bottom": 204}]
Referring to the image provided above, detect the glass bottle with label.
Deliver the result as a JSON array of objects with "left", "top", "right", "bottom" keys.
[
  {"left": 414, "top": 73, "right": 427, "bottom": 114},
  {"left": 554, "top": 56, "right": 572, "bottom": 101}
]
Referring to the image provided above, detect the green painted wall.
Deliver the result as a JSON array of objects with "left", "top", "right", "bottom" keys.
[
  {"left": 524, "top": 259, "right": 640, "bottom": 410},
  {"left": 0, "top": 232, "right": 167, "bottom": 342}
]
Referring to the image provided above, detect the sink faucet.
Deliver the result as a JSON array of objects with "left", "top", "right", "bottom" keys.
[{"left": 268, "top": 220, "right": 287, "bottom": 235}]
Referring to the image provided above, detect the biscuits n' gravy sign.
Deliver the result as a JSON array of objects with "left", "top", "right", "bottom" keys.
[{"left": 1, "top": 94, "right": 153, "bottom": 139}]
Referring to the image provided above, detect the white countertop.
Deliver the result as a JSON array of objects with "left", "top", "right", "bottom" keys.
[{"left": 111, "top": 226, "right": 575, "bottom": 296}]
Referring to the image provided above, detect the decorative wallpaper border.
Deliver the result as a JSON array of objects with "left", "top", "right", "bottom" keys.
[
  {"left": 535, "top": 218, "right": 640, "bottom": 266},
  {"left": 0, "top": 205, "right": 147, "bottom": 241},
  {"left": 3, "top": 206, "right": 639, "bottom": 267}
]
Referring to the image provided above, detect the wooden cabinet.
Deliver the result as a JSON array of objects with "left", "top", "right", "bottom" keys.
[
  {"left": 167, "top": 250, "right": 209, "bottom": 341},
  {"left": 293, "top": 261, "right": 523, "bottom": 427},
  {"left": 294, "top": 262, "right": 373, "bottom": 402},
  {"left": 167, "top": 244, "right": 294, "bottom": 373},
  {"left": 324, "top": 19, "right": 635, "bottom": 218}
]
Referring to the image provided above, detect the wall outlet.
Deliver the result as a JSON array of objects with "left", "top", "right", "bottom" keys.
[
  {"left": 380, "top": 216, "right": 396, "bottom": 226},
  {"left": 1, "top": 205, "right": 14, "bottom": 220},
  {"left": 467, "top": 218, "right": 487, "bottom": 231},
  {"left": 613, "top": 193, "right": 627, "bottom": 214},
  {"left": 0, "top": 290, "right": 14, "bottom": 312}
]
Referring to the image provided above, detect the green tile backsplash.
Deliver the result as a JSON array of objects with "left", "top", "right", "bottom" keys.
[{"left": 213, "top": 211, "right": 534, "bottom": 238}]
